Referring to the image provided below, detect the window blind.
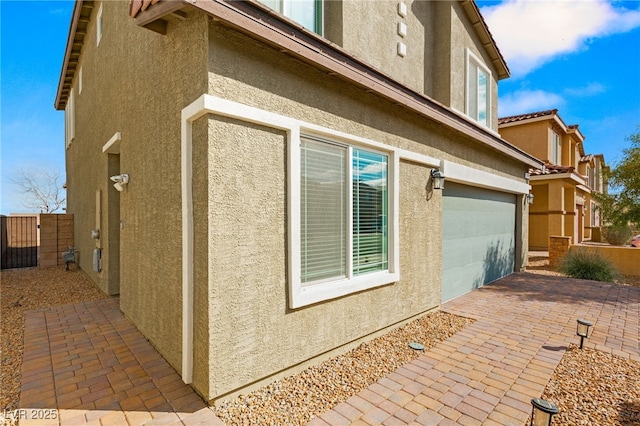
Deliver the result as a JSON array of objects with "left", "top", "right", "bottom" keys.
[{"left": 300, "top": 138, "right": 347, "bottom": 284}]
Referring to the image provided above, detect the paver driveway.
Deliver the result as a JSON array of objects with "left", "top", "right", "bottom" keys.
[
  {"left": 17, "top": 273, "right": 639, "bottom": 425},
  {"left": 311, "top": 273, "right": 639, "bottom": 425}
]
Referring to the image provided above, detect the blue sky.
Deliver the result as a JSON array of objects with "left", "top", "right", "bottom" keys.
[{"left": 1, "top": 0, "right": 639, "bottom": 214}]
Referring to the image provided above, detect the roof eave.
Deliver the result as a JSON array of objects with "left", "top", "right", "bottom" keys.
[
  {"left": 181, "top": 0, "right": 538, "bottom": 169},
  {"left": 55, "top": 1, "right": 94, "bottom": 110},
  {"left": 460, "top": 0, "right": 510, "bottom": 80}
]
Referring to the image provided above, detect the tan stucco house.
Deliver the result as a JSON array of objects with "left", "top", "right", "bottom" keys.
[
  {"left": 499, "top": 110, "right": 607, "bottom": 250},
  {"left": 55, "top": 0, "right": 542, "bottom": 403}
]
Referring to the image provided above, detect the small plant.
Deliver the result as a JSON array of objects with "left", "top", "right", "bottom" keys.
[{"left": 558, "top": 249, "right": 619, "bottom": 282}]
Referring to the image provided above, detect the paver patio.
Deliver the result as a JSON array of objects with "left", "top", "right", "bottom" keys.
[
  {"left": 17, "top": 273, "right": 639, "bottom": 425},
  {"left": 17, "top": 298, "right": 224, "bottom": 426},
  {"left": 311, "top": 273, "right": 639, "bottom": 425}
]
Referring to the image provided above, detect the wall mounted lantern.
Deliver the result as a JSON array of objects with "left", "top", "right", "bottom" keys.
[
  {"left": 527, "top": 193, "right": 535, "bottom": 204},
  {"left": 110, "top": 174, "right": 129, "bottom": 192},
  {"left": 576, "top": 318, "right": 593, "bottom": 349},
  {"left": 430, "top": 169, "right": 445, "bottom": 190},
  {"left": 530, "top": 398, "right": 559, "bottom": 426}
]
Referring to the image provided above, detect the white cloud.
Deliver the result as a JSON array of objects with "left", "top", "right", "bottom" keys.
[
  {"left": 563, "top": 82, "right": 607, "bottom": 97},
  {"left": 481, "top": 0, "right": 640, "bottom": 77},
  {"left": 499, "top": 90, "right": 564, "bottom": 116}
]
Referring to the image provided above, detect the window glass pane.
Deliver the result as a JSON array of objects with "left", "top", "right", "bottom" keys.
[
  {"left": 477, "top": 69, "right": 488, "bottom": 126},
  {"left": 259, "top": 0, "right": 321, "bottom": 34},
  {"left": 353, "top": 149, "right": 388, "bottom": 275},
  {"left": 468, "top": 65, "right": 478, "bottom": 121},
  {"left": 288, "top": 0, "right": 321, "bottom": 33},
  {"left": 301, "top": 138, "right": 347, "bottom": 284},
  {"left": 260, "top": 0, "right": 281, "bottom": 11}
]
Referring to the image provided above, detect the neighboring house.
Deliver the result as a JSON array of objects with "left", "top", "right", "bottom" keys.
[
  {"left": 499, "top": 110, "right": 607, "bottom": 250},
  {"left": 55, "top": 0, "right": 542, "bottom": 403}
]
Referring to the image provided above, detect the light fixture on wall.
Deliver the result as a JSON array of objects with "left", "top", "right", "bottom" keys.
[
  {"left": 576, "top": 318, "right": 593, "bottom": 349},
  {"left": 430, "top": 169, "right": 445, "bottom": 190},
  {"left": 527, "top": 193, "right": 535, "bottom": 204},
  {"left": 110, "top": 174, "right": 129, "bottom": 192},
  {"left": 530, "top": 398, "right": 559, "bottom": 426}
]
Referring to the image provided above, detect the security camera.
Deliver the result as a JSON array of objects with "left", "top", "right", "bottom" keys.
[{"left": 110, "top": 174, "right": 129, "bottom": 192}]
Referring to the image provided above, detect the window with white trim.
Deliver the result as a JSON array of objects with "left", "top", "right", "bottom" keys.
[
  {"left": 466, "top": 50, "right": 491, "bottom": 128},
  {"left": 551, "top": 131, "right": 561, "bottom": 164},
  {"left": 291, "top": 135, "right": 398, "bottom": 308},
  {"left": 259, "top": 0, "right": 323, "bottom": 35},
  {"left": 65, "top": 88, "right": 75, "bottom": 148}
]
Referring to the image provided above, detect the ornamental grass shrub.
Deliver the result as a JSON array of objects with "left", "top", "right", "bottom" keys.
[
  {"left": 601, "top": 225, "right": 633, "bottom": 246},
  {"left": 558, "top": 249, "right": 619, "bottom": 282}
]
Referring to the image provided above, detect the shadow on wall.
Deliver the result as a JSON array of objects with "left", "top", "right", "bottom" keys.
[{"left": 472, "top": 239, "right": 515, "bottom": 290}]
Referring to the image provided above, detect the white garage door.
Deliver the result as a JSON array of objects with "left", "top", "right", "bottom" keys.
[{"left": 442, "top": 182, "right": 516, "bottom": 302}]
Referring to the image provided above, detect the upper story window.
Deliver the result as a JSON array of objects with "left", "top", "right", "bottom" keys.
[
  {"left": 259, "top": 0, "right": 323, "bottom": 35},
  {"left": 466, "top": 50, "right": 491, "bottom": 128},
  {"left": 65, "top": 88, "right": 75, "bottom": 148},
  {"left": 290, "top": 134, "right": 398, "bottom": 308},
  {"left": 97, "top": 3, "right": 103, "bottom": 45},
  {"left": 551, "top": 131, "right": 561, "bottom": 164},
  {"left": 587, "top": 166, "right": 594, "bottom": 188}
]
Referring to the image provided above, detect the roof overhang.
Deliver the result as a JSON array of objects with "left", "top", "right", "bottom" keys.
[
  {"left": 459, "top": 0, "right": 510, "bottom": 80},
  {"left": 56, "top": 0, "right": 539, "bottom": 169},
  {"left": 499, "top": 112, "right": 569, "bottom": 134},
  {"left": 172, "top": 0, "right": 538, "bottom": 168},
  {"left": 530, "top": 172, "right": 587, "bottom": 186},
  {"left": 54, "top": 1, "right": 94, "bottom": 110}
]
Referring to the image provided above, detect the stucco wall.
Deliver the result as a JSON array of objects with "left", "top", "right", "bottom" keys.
[
  {"left": 337, "top": 0, "right": 430, "bottom": 96},
  {"left": 66, "top": 1, "right": 209, "bottom": 372},
  {"left": 529, "top": 183, "right": 549, "bottom": 250},
  {"left": 500, "top": 121, "right": 550, "bottom": 163},
  {"left": 203, "top": 21, "right": 528, "bottom": 400}
]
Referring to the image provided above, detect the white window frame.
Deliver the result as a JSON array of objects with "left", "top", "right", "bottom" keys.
[
  {"left": 290, "top": 131, "right": 399, "bottom": 308},
  {"left": 78, "top": 66, "right": 83, "bottom": 94},
  {"left": 65, "top": 88, "right": 75, "bottom": 148},
  {"left": 96, "top": 3, "right": 103, "bottom": 46},
  {"left": 465, "top": 49, "right": 491, "bottom": 128}
]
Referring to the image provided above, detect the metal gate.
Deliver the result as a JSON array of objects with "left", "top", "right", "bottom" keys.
[{"left": 1, "top": 216, "right": 38, "bottom": 269}]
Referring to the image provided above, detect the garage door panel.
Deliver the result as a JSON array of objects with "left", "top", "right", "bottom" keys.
[{"left": 442, "top": 182, "right": 516, "bottom": 302}]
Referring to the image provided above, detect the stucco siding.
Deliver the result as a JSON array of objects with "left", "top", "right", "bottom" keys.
[
  {"left": 66, "top": 1, "right": 209, "bottom": 373},
  {"left": 203, "top": 21, "right": 528, "bottom": 400},
  {"left": 202, "top": 113, "right": 441, "bottom": 399},
  {"left": 500, "top": 122, "right": 550, "bottom": 162},
  {"left": 338, "top": 0, "right": 430, "bottom": 96}
]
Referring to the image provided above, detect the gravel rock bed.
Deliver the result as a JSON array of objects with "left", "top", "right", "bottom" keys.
[
  {"left": 214, "top": 311, "right": 474, "bottom": 426},
  {"left": 540, "top": 344, "right": 640, "bottom": 426},
  {"left": 0, "top": 266, "right": 107, "bottom": 412}
]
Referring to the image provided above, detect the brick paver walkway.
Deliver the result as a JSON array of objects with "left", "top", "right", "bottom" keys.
[
  {"left": 18, "top": 298, "right": 224, "bottom": 425},
  {"left": 310, "top": 273, "right": 639, "bottom": 425},
  {"left": 17, "top": 273, "right": 639, "bottom": 425}
]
